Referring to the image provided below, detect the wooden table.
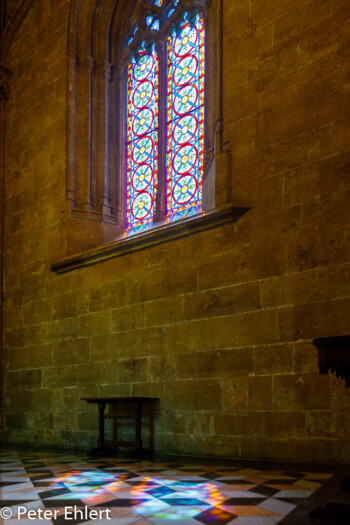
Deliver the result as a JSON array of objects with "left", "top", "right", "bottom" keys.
[{"left": 81, "top": 397, "right": 159, "bottom": 453}]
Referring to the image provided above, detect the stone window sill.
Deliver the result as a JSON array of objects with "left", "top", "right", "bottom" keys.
[{"left": 51, "top": 205, "right": 249, "bottom": 274}]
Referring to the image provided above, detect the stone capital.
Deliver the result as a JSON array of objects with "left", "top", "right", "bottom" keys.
[{"left": 104, "top": 60, "right": 113, "bottom": 80}]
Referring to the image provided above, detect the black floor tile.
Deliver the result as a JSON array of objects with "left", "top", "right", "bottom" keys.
[
  {"left": 43, "top": 499, "right": 86, "bottom": 508},
  {"left": 96, "top": 498, "right": 148, "bottom": 507},
  {"left": 224, "top": 497, "right": 267, "bottom": 506},
  {"left": 39, "top": 488, "right": 72, "bottom": 499},
  {"left": 0, "top": 481, "right": 24, "bottom": 487},
  {"left": 252, "top": 485, "right": 280, "bottom": 497},
  {"left": 195, "top": 507, "right": 237, "bottom": 524}
]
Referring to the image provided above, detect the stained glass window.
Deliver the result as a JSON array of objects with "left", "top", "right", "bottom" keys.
[
  {"left": 125, "top": 3, "right": 205, "bottom": 230},
  {"left": 166, "top": 13, "right": 205, "bottom": 214},
  {"left": 126, "top": 47, "right": 159, "bottom": 228}
]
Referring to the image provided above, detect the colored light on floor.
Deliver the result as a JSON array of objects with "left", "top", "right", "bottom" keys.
[{"left": 0, "top": 449, "right": 333, "bottom": 524}]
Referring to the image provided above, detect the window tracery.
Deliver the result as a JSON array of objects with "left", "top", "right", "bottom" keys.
[{"left": 120, "top": 0, "right": 208, "bottom": 231}]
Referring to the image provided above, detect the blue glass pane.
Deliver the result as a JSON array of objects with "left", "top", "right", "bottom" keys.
[
  {"left": 151, "top": 19, "right": 160, "bottom": 30},
  {"left": 168, "top": 204, "right": 200, "bottom": 223}
]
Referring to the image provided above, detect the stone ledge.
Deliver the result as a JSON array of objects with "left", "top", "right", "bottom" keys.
[{"left": 51, "top": 205, "right": 250, "bottom": 274}]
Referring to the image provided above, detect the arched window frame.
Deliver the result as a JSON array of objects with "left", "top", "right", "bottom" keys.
[
  {"left": 51, "top": 0, "right": 250, "bottom": 272},
  {"left": 115, "top": 0, "right": 215, "bottom": 234}
]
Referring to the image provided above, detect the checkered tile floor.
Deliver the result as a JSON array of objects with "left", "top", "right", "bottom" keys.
[{"left": 0, "top": 449, "right": 333, "bottom": 524}]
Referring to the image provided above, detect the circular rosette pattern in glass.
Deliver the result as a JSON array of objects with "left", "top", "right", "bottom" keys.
[
  {"left": 131, "top": 191, "right": 154, "bottom": 221},
  {"left": 172, "top": 143, "right": 198, "bottom": 176},
  {"left": 173, "top": 54, "right": 198, "bottom": 87},
  {"left": 132, "top": 135, "right": 154, "bottom": 165},
  {"left": 173, "top": 24, "right": 199, "bottom": 58},
  {"left": 132, "top": 80, "right": 154, "bottom": 109},
  {"left": 173, "top": 83, "right": 198, "bottom": 116},
  {"left": 132, "top": 108, "right": 155, "bottom": 137},
  {"left": 172, "top": 113, "right": 198, "bottom": 146},
  {"left": 132, "top": 164, "right": 153, "bottom": 192},
  {"left": 172, "top": 173, "right": 198, "bottom": 206},
  {"left": 133, "top": 53, "right": 155, "bottom": 82}
]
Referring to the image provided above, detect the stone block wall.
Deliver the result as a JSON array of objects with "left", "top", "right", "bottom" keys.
[{"left": 1, "top": 0, "right": 350, "bottom": 463}]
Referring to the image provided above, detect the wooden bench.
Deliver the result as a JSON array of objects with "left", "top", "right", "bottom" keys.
[{"left": 81, "top": 397, "right": 159, "bottom": 454}]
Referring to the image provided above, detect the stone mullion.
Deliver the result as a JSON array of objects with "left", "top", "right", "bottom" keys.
[{"left": 155, "top": 39, "right": 167, "bottom": 221}]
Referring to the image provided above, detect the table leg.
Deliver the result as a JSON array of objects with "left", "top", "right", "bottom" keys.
[
  {"left": 98, "top": 402, "right": 106, "bottom": 449},
  {"left": 135, "top": 401, "right": 142, "bottom": 451}
]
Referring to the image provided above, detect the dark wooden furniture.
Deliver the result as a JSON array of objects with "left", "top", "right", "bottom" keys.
[
  {"left": 81, "top": 397, "right": 159, "bottom": 453},
  {"left": 310, "top": 336, "right": 350, "bottom": 521},
  {"left": 313, "top": 335, "right": 350, "bottom": 387}
]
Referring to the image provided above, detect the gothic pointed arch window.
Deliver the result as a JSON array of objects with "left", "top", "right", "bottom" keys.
[
  {"left": 56, "top": 0, "right": 241, "bottom": 267},
  {"left": 119, "top": 0, "right": 208, "bottom": 234}
]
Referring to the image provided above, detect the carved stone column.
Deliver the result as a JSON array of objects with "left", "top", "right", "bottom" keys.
[
  {"left": 0, "top": 64, "right": 12, "bottom": 437},
  {"left": 86, "top": 56, "right": 95, "bottom": 212},
  {"left": 103, "top": 60, "right": 113, "bottom": 217},
  {"left": 66, "top": 51, "right": 77, "bottom": 209},
  {"left": 154, "top": 39, "right": 167, "bottom": 222}
]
